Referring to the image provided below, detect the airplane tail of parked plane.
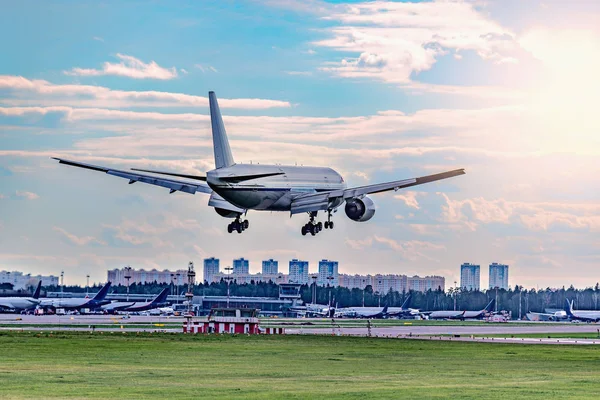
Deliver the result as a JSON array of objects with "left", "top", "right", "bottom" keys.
[
  {"left": 484, "top": 299, "right": 495, "bottom": 313},
  {"left": 32, "top": 281, "right": 42, "bottom": 299},
  {"left": 153, "top": 288, "right": 170, "bottom": 306},
  {"left": 209, "top": 91, "right": 235, "bottom": 169},
  {"left": 400, "top": 295, "right": 411, "bottom": 309},
  {"left": 564, "top": 298, "right": 574, "bottom": 317},
  {"left": 93, "top": 281, "right": 112, "bottom": 301}
]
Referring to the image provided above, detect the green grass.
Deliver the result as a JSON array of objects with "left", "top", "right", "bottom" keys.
[{"left": 1, "top": 332, "right": 600, "bottom": 399}]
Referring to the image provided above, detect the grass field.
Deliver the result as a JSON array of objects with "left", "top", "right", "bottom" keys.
[{"left": 2, "top": 331, "right": 600, "bottom": 399}]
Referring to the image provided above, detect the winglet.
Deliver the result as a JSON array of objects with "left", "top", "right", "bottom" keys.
[
  {"left": 209, "top": 92, "right": 235, "bottom": 169},
  {"left": 484, "top": 299, "right": 495, "bottom": 313},
  {"left": 400, "top": 295, "right": 411, "bottom": 309},
  {"left": 32, "top": 281, "right": 42, "bottom": 299}
]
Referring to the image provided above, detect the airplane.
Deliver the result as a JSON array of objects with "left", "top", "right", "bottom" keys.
[
  {"left": 0, "top": 281, "right": 42, "bottom": 312},
  {"left": 52, "top": 91, "right": 465, "bottom": 236},
  {"left": 337, "top": 305, "right": 389, "bottom": 319},
  {"left": 526, "top": 310, "right": 568, "bottom": 322},
  {"left": 291, "top": 303, "right": 336, "bottom": 318},
  {"left": 40, "top": 282, "right": 112, "bottom": 311},
  {"left": 565, "top": 299, "right": 600, "bottom": 323},
  {"left": 427, "top": 299, "right": 495, "bottom": 320},
  {"left": 101, "top": 288, "right": 170, "bottom": 314},
  {"left": 386, "top": 295, "right": 419, "bottom": 318}
]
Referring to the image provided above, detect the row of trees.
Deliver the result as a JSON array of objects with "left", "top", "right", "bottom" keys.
[{"left": 39, "top": 280, "right": 600, "bottom": 317}]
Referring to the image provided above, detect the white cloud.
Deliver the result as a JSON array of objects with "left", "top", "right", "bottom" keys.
[
  {"left": 15, "top": 190, "right": 39, "bottom": 200},
  {"left": 314, "top": 1, "right": 518, "bottom": 85},
  {"left": 53, "top": 227, "right": 106, "bottom": 246},
  {"left": 0, "top": 75, "right": 291, "bottom": 109},
  {"left": 285, "top": 71, "right": 312, "bottom": 76},
  {"left": 394, "top": 191, "right": 420, "bottom": 209},
  {"left": 194, "top": 64, "right": 218, "bottom": 73},
  {"left": 92, "top": 36, "right": 104, "bottom": 42},
  {"left": 65, "top": 54, "right": 178, "bottom": 80},
  {"left": 180, "top": 68, "right": 188, "bottom": 74},
  {"left": 346, "top": 235, "right": 445, "bottom": 261}
]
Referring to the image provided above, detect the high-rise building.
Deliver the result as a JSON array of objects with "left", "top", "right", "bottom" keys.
[
  {"left": 203, "top": 257, "right": 220, "bottom": 284},
  {"left": 0, "top": 270, "right": 59, "bottom": 290},
  {"left": 262, "top": 259, "right": 279, "bottom": 275},
  {"left": 460, "top": 263, "right": 480, "bottom": 291},
  {"left": 489, "top": 263, "right": 509, "bottom": 290},
  {"left": 233, "top": 258, "right": 249, "bottom": 275},
  {"left": 107, "top": 267, "right": 187, "bottom": 286},
  {"left": 317, "top": 259, "right": 339, "bottom": 286},
  {"left": 408, "top": 275, "right": 445, "bottom": 292},
  {"left": 288, "top": 259, "right": 309, "bottom": 284}
]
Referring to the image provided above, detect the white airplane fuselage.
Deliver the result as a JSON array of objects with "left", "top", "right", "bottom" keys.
[{"left": 207, "top": 164, "right": 346, "bottom": 211}]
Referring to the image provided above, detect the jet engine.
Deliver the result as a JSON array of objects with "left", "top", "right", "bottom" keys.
[
  {"left": 344, "top": 196, "right": 376, "bottom": 222},
  {"left": 214, "top": 207, "right": 239, "bottom": 218}
]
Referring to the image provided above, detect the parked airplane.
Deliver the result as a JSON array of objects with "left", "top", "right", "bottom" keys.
[
  {"left": 40, "top": 282, "right": 112, "bottom": 311},
  {"left": 386, "top": 295, "right": 419, "bottom": 318},
  {"left": 427, "top": 299, "right": 495, "bottom": 320},
  {"left": 101, "top": 288, "right": 170, "bottom": 314},
  {"left": 52, "top": 92, "right": 465, "bottom": 236},
  {"left": 0, "top": 281, "right": 42, "bottom": 312},
  {"left": 526, "top": 310, "right": 568, "bottom": 322},
  {"left": 565, "top": 299, "right": 600, "bottom": 322},
  {"left": 337, "top": 305, "right": 389, "bottom": 319}
]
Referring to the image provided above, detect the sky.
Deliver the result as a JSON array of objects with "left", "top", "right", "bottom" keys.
[{"left": 1, "top": 0, "right": 599, "bottom": 288}]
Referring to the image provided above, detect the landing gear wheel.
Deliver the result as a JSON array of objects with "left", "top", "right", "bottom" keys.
[
  {"left": 310, "top": 225, "right": 316, "bottom": 236},
  {"left": 329, "top": 221, "right": 334, "bottom": 229},
  {"left": 301, "top": 225, "right": 307, "bottom": 236},
  {"left": 243, "top": 220, "right": 249, "bottom": 229},
  {"left": 317, "top": 222, "right": 323, "bottom": 230},
  {"left": 324, "top": 221, "right": 330, "bottom": 229},
  {"left": 227, "top": 223, "right": 233, "bottom": 234},
  {"left": 236, "top": 224, "right": 242, "bottom": 233}
]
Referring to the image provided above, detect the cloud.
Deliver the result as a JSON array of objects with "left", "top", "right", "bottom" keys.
[
  {"left": 194, "top": 64, "right": 218, "bottom": 73},
  {"left": 53, "top": 227, "right": 106, "bottom": 246},
  {"left": 15, "top": 190, "right": 39, "bottom": 200},
  {"left": 346, "top": 235, "right": 445, "bottom": 261},
  {"left": 286, "top": 71, "right": 312, "bottom": 76},
  {"left": 0, "top": 194, "right": 5, "bottom": 200},
  {"left": 180, "top": 68, "right": 188, "bottom": 74},
  {"left": 65, "top": 54, "right": 178, "bottom": 80},
  {"left": 0, "top": 75, "right": 291, "bottom": 109},
  {"left": 440, "top": 194, "right": 600, "bottom": 233},
  {"left": 92, "top": 36, "right": 104, "bottom": 42},
  {"left": 394, "top": 191, "right": 420, "bottom": 209},
  {"left": 313, "top": 1, "right": 518, "bottom": 85}
]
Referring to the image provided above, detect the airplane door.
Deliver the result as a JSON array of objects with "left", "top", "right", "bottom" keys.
[
  {"left": 229, "top": 324, "right": 235, "bottom": 334},
  {"left": 219, "top": 323, "right": 225, "bottom": 333}
]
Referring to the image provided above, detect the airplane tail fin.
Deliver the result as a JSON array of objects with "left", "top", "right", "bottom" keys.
[
  {"left": 565, "top": 298, "right": 574, "bottom": 316},
  {"left": 153, "top": 288, "right": 170, "bottom": 305},
  {"left": 382, "top": 305, "right": 389, "bottom": 314},
  {"left": 32, "top": 281, "right": 42, "bottom": 299},
  {"left": 209, "top": 91, "right": 235, "bottom": 169},
  {"left": 484, "top": 299, "right": 495, "bottom": 312},
  {"left": 93, "top": 281, "right": 112, "bottom": 301},
  {"left": 400, "top": 295, "right": 411, "bottom": 309}
]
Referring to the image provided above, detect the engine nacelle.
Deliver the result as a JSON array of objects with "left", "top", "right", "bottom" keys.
[
  {"left": 214, "top": 207, "right": 239, "bottom": 219},
  {"left": 344, "top": 196, "right": 376, "bottom": 222}
]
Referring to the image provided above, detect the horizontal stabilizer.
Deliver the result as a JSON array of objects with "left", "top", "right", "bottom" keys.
[
  {"left": 131, "top": 168, "right": 206, "bottom": 181},
  {"left": 219, "top": 172, "right": 285, "bottom": 183}
]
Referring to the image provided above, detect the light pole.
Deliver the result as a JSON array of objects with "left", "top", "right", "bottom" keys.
[
  {"left": 518, "top": 286, "right": 522, "bottom": 320},
  {"left": 86, "top": 274, "right": 90, "bottom": 297},
  {"left": 224, "top": 266, "right": 233, "bottom": 308},
  {"left": 60, "top": 271, "right": 64, "bottom": 299},
  {"left": 124, "top": 266, "right": 132, "bottom": 302},
  {"left": 170, "top": 273, "right": 175, "bottom": 297},
  {"left": 176, "top": 273, "right": 181, "bottom": 304},
  {"left": 362, "top": 279, "right": 366, "bottom": 307},
  {"left": 453, "top": 281, "right": 457, "bottom": 311},
  {"left": 311, "top": 275, "right": 318, "bottom": 304},
  {"left": 327, "top": 276, "right": 334, "bottom": 307}
]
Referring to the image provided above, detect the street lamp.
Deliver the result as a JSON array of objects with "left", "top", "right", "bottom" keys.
[
  {"left": 176, "top": 273, "right": 181, "bottom": 304},
  {"left": 86, "top": 274, "right": 90, "bottom": 297},
  {"left": 362, "top": 279, "right": 366, "bottom": 307},
  {"left": 453, "top": 281, "right": 457, "bottom": 311},
  {"left": 124, "top": 266, "right": 132, "bottom": 302},
  {"left": 60, "top": 271, "right": 64, "bottom": 299},
  {"left": 327, "top": 276, "right": 334, "bottom": 307},
  {"left": 311, "top": 275, "right": 318, "bottom": 304},
  {"left": 224, "top": 266, "right": 233, "bottom": 308}
]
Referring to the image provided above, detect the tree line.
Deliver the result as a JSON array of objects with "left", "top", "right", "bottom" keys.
[{"left": 39, "top": 280, "right": 600, "bottom": 317}]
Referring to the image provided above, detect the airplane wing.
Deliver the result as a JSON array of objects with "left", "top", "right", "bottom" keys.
[
  {"left": 52, "top": 158, "right": 212, "bottom": 195},
  {"left": 291, "top": 169, "right": 465, "bottom": 214}
]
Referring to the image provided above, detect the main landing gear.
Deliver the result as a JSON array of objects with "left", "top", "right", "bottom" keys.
[
  {"left": 227, "top": 216, "right": 249, "bottom": 234},
  {"left": 301, "top": 210, "right": 334, "bottom": 236}
]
